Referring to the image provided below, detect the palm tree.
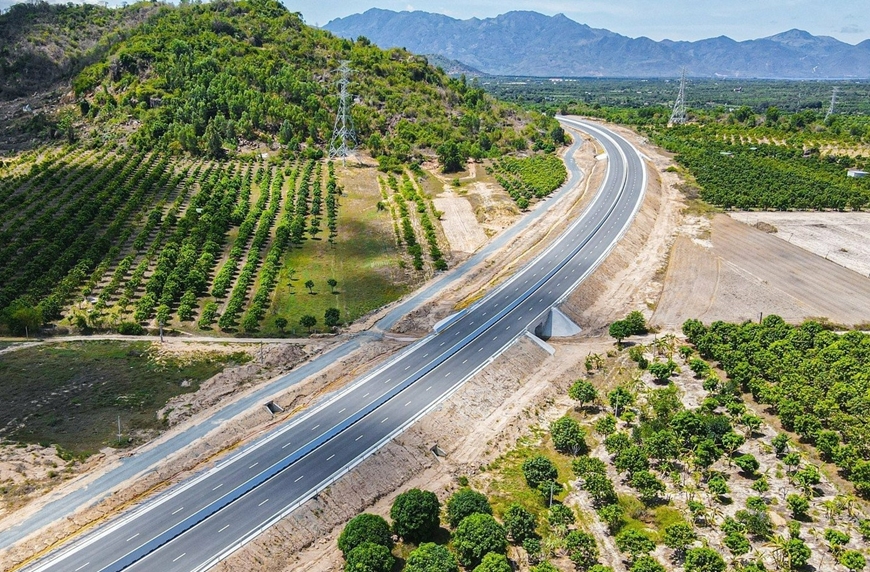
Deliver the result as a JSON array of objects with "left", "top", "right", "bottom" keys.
[{"left": 767, "top": 534, "right": 790, "bottom": 571}]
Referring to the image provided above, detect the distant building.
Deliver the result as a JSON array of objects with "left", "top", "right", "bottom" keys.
[{"left": 847, "top": 169, "right": 868, "bottom": 178}]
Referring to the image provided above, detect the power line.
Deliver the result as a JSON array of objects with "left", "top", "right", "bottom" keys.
[
  {"left": 669, "top": 68, "right": 688, "bottom": 126},
  {"left": 328, "top": 61, "right": 357, "bottom": 165}
]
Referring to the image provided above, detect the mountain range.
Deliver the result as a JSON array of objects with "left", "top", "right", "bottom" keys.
[{"left": 324, "top": 9, "right": 870, "bottom": 79}]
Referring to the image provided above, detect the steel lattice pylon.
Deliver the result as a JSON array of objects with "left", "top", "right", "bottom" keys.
[
  {"left": 669, "top": 68, "right": 688, "bottom": 126},
  {"left": 328, "top": 61, "right": 357, "bottom": 164}
]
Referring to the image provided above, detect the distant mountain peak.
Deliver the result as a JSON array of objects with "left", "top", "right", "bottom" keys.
[{"left": 324, "top": 9, "right": 870, "bottom": 79}]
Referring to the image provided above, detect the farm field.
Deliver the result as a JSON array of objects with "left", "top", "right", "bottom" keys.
[
  {"left": 0, "top": 151, "right": 449, "bottom": 337},
  {"left": 729, "top": 211, "right": 870, "bottom": 278},
  {"left": 652, "top": 214, "right": 870, "bottom": 330}
]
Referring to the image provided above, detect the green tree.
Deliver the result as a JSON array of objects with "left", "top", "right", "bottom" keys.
[
  {"left": 437, "top": 140, "right": 465, "bottom": 173},
  {"left": 644, "top": 430, "right": 678, "bottom": 464},
  {"left": 565, "top": 530, "right": 599, "bottom": 570},
  {"left": 390, "top": 488, "right": 440, "bottom": 542},
  {"left": 594, "top": 415, "right": 617, "bottom": 436},
  {"left": 327, "top": 278, "right": 338, "bottom": 293},
  {"left": 304, "top": 279, "right": 315, "bottom": 293},
  {"left": 299, "top": 314, "right": 317, "bottom": 332},
  {"left": 453, "top": 513, "right": 508, "bottom": 568},
  {"left": 548, "top": 503, "right": 575, "bottom": 528},
  {"left": 446, "top": 488, "right": 492, "bottom": 528},
  {"left": 609, "top": 320, "right": 633, "bottom": 345},
  {"left": 521, "top": 455, "right": 559, "bottom": 492},
  {"left": 663, "top": 522, "right": 696, "bottom": 558},
  {"left": 824, "top": 528, "right": 849, "bottom": 553},
  {"left": 684, "top": 547, "right": 725, "bottom": 572},
  {"left": 274, "top": 316, "right": 288, "bottom": 333},
  {"left": 772, "top": 434, "right": 790, "bottom": 457},
  {"left": 597, "top": 503, "right": 625, "bottom": 533},
  {"left": 344, "top": 541, "right": 394, "bottom": 572},
  {"left": 583, "top": 473, "right": 617, "bottom": 506},
  {"left": 614, "top": 446, "right": 649, "bottom": 477},
  {"left": 647, "top": 361, "right": 677, "bottom": 383},
  {"left": 8, "top": 303, "right": 42, "bottom": 338},
  {"left": 550, "top": 416, "right": 588, "bottom": 455},
  {"left": 615, "top": 529, "right": 655, "bottom": 561},
  {"left": 473, "top": 553, "right": 512, "bottom": 572},
  {"left": 569, "top": 379, "right": 598, "bottom": 409},
  {"left": 404, "top": 543, "right": 459, "bottom": 572},
  {"left": 608, "top": 386, "right": 634, "bottom": 417},
  {"left": 707, "top": 475, "right": 729, "bottom": 499},
  {"left": 723, "top": 531, "right": 750, "bottom": 556},
  {"left": 630, "top": 470, "right": 665, "bottom": 504},
  {"left": 324, "top": 307, "right": 341, "bottom": 328},
  {"left": 625, "top": 311, "right": 648, "bottom": 335},
  {"left": 503, "top": 503, "right": 537, "bottom": 543},
  {"left": 734, "top": 454, "right": 760, "bottom": 476},
  {"left": 337, "top": 514, "right": 392, "bottom": 556}
]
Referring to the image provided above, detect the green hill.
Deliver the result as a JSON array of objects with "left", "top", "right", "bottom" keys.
[
  {"left": 2, "top": 0, "right": 561, "bottom": 162},
  {"left": 0, "top": 0, "right": 565, "bottom": 337}
]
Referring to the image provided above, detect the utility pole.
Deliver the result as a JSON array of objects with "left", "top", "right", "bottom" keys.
[
  {"left": 117, "top": 415, "right": 122, "bottom": 445},
  {"left": 669, "top": 68, "right": 688, "bottom": 126},
  {"left": 825, "top": 86, "right": 838, "bottom": 121},
  {"left": 328, "top": 61, "right": 357, "bottom": 165}
]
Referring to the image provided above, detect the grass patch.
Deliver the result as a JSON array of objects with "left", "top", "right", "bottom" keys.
[
  {"left": 0, "top": 341, "right": 246, "bottom": 455},
  {"left": 482, "top": 426, "right": 574, "bottom": 537},
  {"left": 263, "top": 166, "right": 412, "bottom": 335},
  {"left": 617, "top": 493, "right": 686, "bottom": 541}
]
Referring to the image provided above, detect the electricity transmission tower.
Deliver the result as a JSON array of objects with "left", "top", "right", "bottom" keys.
[
  {"left": 328, "top": 61, "right": 357, "bottom": 164},
  {"left": 825, "top": 86, "right": 838, "bottom": 120},
  {"left": 669, "top": 68, "right": 688, "bottom": 126}
]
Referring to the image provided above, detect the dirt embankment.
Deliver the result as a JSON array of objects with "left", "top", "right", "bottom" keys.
[
  {"left": 560, "top": 124, "right": 686, "bottom": 335},
  {"left": 729, "top": 211, "right": 870, "bottom": 278}
]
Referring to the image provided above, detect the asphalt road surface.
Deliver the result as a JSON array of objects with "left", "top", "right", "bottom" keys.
[{"left": 27, "top": 118, "right": 646, "bottom": 572}]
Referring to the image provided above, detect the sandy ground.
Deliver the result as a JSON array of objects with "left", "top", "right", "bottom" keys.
[
  {"left": 432, "top": 190, "right": 488, "bottom": 254},
  {"left": 729, "top": 211, "right": 870, "bottom": 278},
  {"left": 652, "top": 214, "right": 870, "bottom": 329}
]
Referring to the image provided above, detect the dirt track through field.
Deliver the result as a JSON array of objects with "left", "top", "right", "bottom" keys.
[{"left": 653, "top": 214, "right": 870, "bottom": 328}]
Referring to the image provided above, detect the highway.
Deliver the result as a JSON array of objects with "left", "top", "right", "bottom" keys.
[{"left": 26, "top": 118, "right": 646, "bottom": 572}]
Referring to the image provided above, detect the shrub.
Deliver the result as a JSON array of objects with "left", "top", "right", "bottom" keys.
[{"left": 446, "top": 488, "right": 492, "bottom": 528}]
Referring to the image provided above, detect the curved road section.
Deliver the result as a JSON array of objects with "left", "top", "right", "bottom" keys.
[{"left": 26, "top": 119, "right": 646, "bottom": 572}]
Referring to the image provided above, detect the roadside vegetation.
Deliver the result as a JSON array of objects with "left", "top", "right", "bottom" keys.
[
  {"left": 0, "top": 341, "right": 248, "bottom": 455},
  {"left": 336, "top": 310, "right": 870, "bottom": 571}
]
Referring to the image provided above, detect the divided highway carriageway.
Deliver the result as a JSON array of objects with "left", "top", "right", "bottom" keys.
[{"left": 27, "top": 118, "right": 647, "bottom": 572}]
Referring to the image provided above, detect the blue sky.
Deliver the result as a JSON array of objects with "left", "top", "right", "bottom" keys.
[
  {"left": 1, "top": 0, "right": 865, "bottom": 44},
  {"left": 286, "top": 0, "right": 868, "bottom": 44}
]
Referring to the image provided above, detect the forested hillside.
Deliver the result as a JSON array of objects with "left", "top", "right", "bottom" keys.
[{"left": 1, "top": 0, "right": 560, "bottom": 164}]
